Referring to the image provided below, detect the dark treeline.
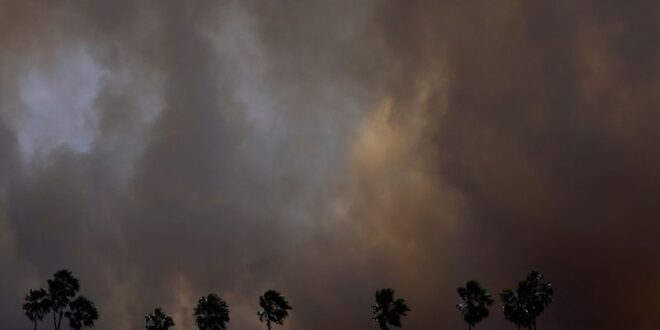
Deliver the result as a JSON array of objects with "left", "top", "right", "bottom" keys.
[{"left": 24, "top": 270, "right": 552, "bottom": 329}]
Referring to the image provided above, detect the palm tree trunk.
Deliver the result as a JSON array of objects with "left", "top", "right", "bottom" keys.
[
  {"left": 468, "top": 324, "right": 472, "bottom": 330},
  {"left": 53, "top": 311, "right": 57, "bottom": 330},
  {"left": 267, "top": 320, "right": 271, "bottom": 330},
  {"left": 33, "top": 319, "right": 37, "bottom": 330},
  {"left": 56, "top": 310, "right": 63, "bottom": 330}
]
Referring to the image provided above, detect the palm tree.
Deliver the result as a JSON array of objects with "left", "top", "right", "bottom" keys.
[
  {"left": 194, "top": 293, "right": 230, "bottom": 330},
  {"left": 257, "top": 290, "right": 292, "bottom": 330},
  {"left": 372, "top": 288, "right": 410, "bottom": 330},
  {"left": 519, "top": 271, "right": 553, "bottom": 330},
  {"left": 500, "top": 271, "right": 553, "bottom": 330},
  {"left": 145, "top": 308, "right": 175, "bottom": 330},
  {"left": 22, "top": 288, "right": 51, "bottom": 330},
  {"left": 456, "top": 280, "right": 494, "bottom": 330},
  {"left": 500, "top": 289, "right": 529, "bottom": 330},
  {"left": 65, "top": 296, "right": 99, "bottom": 330},
  {"left": 47, "top": 270, "right": 80, "bottom": 330}
]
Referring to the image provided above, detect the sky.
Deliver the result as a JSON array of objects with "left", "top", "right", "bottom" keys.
[{"left": 1, "top": 1, "right": 660, "bottom": 329}]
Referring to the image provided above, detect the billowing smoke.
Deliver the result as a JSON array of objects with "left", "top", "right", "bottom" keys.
[{"left": 1, "top": 1, "right": 660, "bottom": 330}]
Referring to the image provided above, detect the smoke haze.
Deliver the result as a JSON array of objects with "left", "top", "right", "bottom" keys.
[{"left": 1, "top": 1, "right": 660, "bottom": 329}]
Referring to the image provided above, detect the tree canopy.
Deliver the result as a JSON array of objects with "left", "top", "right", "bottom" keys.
[
  {"left": 372, "top": 288, "right": 410, "bottom": 330},
  {"left": 194, "top": 293, "right": 230, "bottom": 330},
  {"left": 457, "top": 280, "right": 494, "bottom": 329},
  {"left": 258, "top": 289, "right": 292, "bottom": 330},
  {"left": 145, "top": 308, "right": 175, "bottom": 330},
  {"left": 22, "top": 289, "right": 50, "bottom": 330},
  {"left": 500, "top": 271, "right": 554, "bottom": 330},
  {"left": 66, "top": 296, "right": 99, "bottom": 330}
]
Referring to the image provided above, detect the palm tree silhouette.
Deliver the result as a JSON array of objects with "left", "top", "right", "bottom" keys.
[
  {"left": 65, "top": 296, "right": 99, "bottom": 330},
  {"left": 257, "top": 290, "right": 292, "bottom": 330},
  {"left": 500, "top": 271, "right": 554, "bottom": 330},
  {"left": 372, "top": 288, "right": 410, "bottom": 330},
  {"left": 500, "top": 289, "right": 529, "bottom": 330},
  {"left": 47, "top": 270, "right": 80, "bottom": 330},
  {"left": 24, "top": 270, "right": 99, "bottom": 330},
  {"left": 520, "top": 271, "right": 553, "bottom": 329},
  {"left": 22, "top": 289, "right": 50, "bottom": 330},
  {"left": 456, "top": 281, "right": 494, "bottom": 330},
  {"left": 145, "top": 308, "right": 174, "bottom": 330},
  {"left": 194, "top": 293, "right": 230, "bottom": 330}
]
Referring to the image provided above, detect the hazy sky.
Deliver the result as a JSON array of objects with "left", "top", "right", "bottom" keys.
[{"left": 2, "top": 1, "right": 660, "bottom": 329}]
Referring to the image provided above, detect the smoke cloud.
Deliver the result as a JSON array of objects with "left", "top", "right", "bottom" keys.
[{"left": 1, "top": 1, "right": 659, "bottom": 329}]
